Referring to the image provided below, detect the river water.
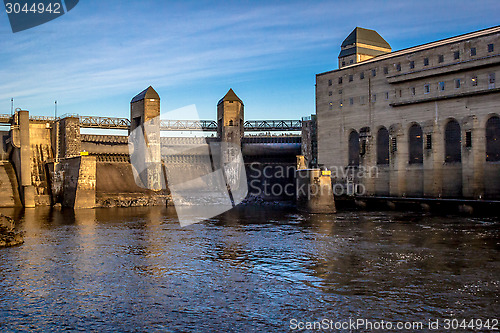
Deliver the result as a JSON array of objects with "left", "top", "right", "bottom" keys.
[{"left": 0, "top": 206, "right": 498, "bottom": 332}]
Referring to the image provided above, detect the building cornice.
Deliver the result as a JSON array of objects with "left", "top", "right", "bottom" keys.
[{"left": 317, "top": 25, "right": 500, "bottom": 77}]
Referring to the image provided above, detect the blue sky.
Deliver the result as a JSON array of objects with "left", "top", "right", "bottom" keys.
[{"left": 0, "top": 0, "right": 499, "bottom": 121}]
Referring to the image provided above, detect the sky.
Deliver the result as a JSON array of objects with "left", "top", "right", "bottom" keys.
[{"left": 0, "top": 0, "right": 499, "bottom": 121}]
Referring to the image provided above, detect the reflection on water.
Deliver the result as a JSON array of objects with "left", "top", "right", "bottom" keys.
[{"left": 0, "top": 206, "right": 498, "bottom": 332}]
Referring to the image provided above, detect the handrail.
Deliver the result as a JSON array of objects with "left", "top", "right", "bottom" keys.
[{"left": 0, "top": 113, "right": 302, "bottom": 131}]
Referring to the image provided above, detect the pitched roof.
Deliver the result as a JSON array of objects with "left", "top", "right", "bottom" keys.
[
  {"left": 217, "top": 88, "right": 243, "bottom": 105},
  {"left": 341, "top": 27, "right": 391, "bottom": 49},
  {"left": 339, "top": 27, "right": 391, "bottom": 57},
  {"left": 131, "top": 86, "right": 160, "bottom": 103}
]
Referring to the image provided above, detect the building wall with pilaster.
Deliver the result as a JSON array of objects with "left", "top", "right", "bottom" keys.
[{"left": 317, "top": 27, "right": 500, "bottom": 199}]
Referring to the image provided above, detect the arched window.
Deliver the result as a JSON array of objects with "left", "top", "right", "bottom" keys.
[
  {"left": 228, "top": 120, "right": 234, "bottom": 126},
  {"left": 445, "top": 120, "right": 461, "bottom": 163},
  {"left": 377, "top": 127, "right": 389, "bottom": 165},
  {"left": 408, "top": 124, "right": 423, "bottom": 164},
  {"left": 486, "top": 116, "right": 500, "bottom": 162},
  {"left": 348, "top": 130, "right": 359, "bottom": 166}
]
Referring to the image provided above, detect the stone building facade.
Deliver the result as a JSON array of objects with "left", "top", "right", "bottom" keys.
[{"left": 316, "top": 26, "right": 500, "bottom": 199}]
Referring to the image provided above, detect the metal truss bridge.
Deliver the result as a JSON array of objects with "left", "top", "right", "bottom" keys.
[{"left": 0, "top": 114, "right": 302, "bottom": 132}]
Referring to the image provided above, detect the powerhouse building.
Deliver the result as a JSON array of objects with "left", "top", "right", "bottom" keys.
[{"left": 316, "top": 26, "right": 500, "bottom": 199}]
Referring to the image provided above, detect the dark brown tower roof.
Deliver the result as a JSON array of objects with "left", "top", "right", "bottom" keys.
[
  {"left": 217, "top": 88, "right": 243, "bottom": 106},
  {"left": 131, "top": 86, "right": 160, "bottom": 103},
  {"left": 339, "top": 27, "right": 391, "bottom": 58}
]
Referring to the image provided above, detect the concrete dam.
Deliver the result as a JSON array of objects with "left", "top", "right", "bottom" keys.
[{"left": 0, "top": 87, "right": 304, "bottom": 209}]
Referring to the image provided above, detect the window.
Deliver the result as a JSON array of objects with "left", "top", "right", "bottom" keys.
[
  {"left": 338, "top": 77, "right": 343, "bottom": 84},
  {"left": 454, "top": 51, "right": 460, "bottom": 60},
  {"left": 383, "top": 67, "right": 388, "bottom": 74},
  {"left": 360, "top": 96, "right": 365, "bottom": 105},
  {"left": 398, "top": 89, "right": 402, "bottom": 97},
  {"left": 424, "top": 84, "right": 430, "bottom": 94},
  {"left": 349, "top": 98, "right": 354, "bottom": 105},
  {"left": 350, "top": 59, "right": 354, "bottom": 64},
  {"left": 342, "top": 61, "right": 346, "bottom": 67},
  {"left": 349, "top": 75, "right": 353, "bottom": 82},
  {"left": 328, "top": 79, "right": 332, "bottom": 86},
  {"left": 486, "top": 117, "right": 500, "bottom": 161},
  {"left": 339, "top": 89, "right": 342, "bottom": 94},
  {"left": 455, "top": 79, "right": 461, "bottom": 89},
  {"left": 471, "top": 47, "right": 476, "bottom": 56},
  {"left": 424, "top": 58, "right": 429, "bottom": 66},
  {"left": 411, "top": 87, "right": 416, "bottom": 95},
  {"left": 489, "top": 73, "right": 496, "bottom": 88},
  {"left": 426, "top": 134, "right": 432, "bottom": 150},
  {"left": 348, "top": 131, "right": 360, "bottom": 166},
  {"left": 372, "top": 94, "right": 376, "bottom": 102},
  {"left": 439, "top": 82, "right": 445, "bottom": 91},
  {"left": 360, "top": 72, "right": 364, "bottom": 80},
  {"left": 465, "top": 131, "right": 472, "bottom": 148},
  {"left": 438, "top": 55, "right": 444, "bottom": 63},
  {"left": 409, "top": 124, "right": 423, "bottom": 164},
  {"left": 488, "top": 44, "right": 494, "bottom": 52},
  {"left": 471, "top": 76, "right": 478, "bottom": 86},
  {"left": 328, "top": 91, "right": 333, "bottom": 96},
  {"left": 396, "top": 63, "right": 401, "bottom": 71},
  {"left": 385, "top": 92, "right": 389, "bottom": 100},
  {"left": 391, "top": 137, "right": 397, "bottom": 153},
  {"left": 377, "top": 127, "right": 389, "bottom": 165},
  {"left": 360, "top": 140, "right": 366, "bottom": 156},
  {"left": 372, "top": 69, "right": 376, "bottom": 77},
  {"left": 445, "top": 120, "right": 461, "bottom": 163},
  {"left": 409, "top": 61, "right": 415, "bottom": 69}
]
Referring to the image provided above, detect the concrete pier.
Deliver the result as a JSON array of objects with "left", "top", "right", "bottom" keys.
[
  {"left": 296, "top": 169, "right": 336, "bottom": 214},
  {"left": 18, "top": 111, "right": 35, "bottom": 207}
]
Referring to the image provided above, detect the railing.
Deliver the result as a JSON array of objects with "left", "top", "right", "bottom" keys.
[
  {"left": 0, "top": 113, "right": 302, "bottom": 131},
  {"left": 79, "top": 116, "right": 131, "bottom": 129},
  {"left": 243, "top": 120, "right": 302, "bottom": 131},
  {"left": 0, "top": 114, "right": 12, "bottom": 123},
  {"left": 30, "top": 116, "right": 56, "bottom": 122},
  {"left": 159, "top": 119, "right": 218, "bottom": 131}
]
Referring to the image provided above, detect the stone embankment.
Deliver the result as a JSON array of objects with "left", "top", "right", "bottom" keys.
[
  {"left": 96, "top": 194, "right": 172, "bottom": 208},
  {"left": 240, "top": 195, "right": 295, "bottom": 207},
  {"left": 0, "top": 214, "right": 23, "bottom": 247}
]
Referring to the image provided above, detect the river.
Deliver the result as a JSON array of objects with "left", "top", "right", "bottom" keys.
[{"left": 0, "top": 206, "right": 498, "bottom": 332}]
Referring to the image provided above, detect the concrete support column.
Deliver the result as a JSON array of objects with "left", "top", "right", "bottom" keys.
[
  {"left": 59, "top": 117, "right": 81, "bottom": 159},
  {"left": 18, "top": 110, "right": 35, "bottom": 207},
  {"left": 129, "top": 86, "right": 163, "bottom": 191},
  {"left": 61, "top": 156, "right": 96, "bottom": 208},
  {"left": 423, "top": 121, "right": 442, "bottom": 197},
  {"left": 462, "top": 116, "right": 484, "bottom": 198},
  {"left": 144, "top": 117, "right": 162, "bottom": 191},
  {"left": 296, "top": 169, "right": 336, "bottom": 213},
  {"left": 389, "top": 124, "right": 406, "bottom": 196},
  {"left": 431, "top": 123, "right": 444, "bottom": 197},
  {"left": 360, "top": 132, "right": 376, "bottom": 195}
]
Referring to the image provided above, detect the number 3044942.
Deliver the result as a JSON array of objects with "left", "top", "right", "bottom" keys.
[{"left": 5, "top": 2, "right": 61, "bottom": 14}]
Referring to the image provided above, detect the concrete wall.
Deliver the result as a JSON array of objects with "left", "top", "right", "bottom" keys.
[
  {"left": 60, "top": 156, "right": 96, "bottom": 209},
  {"left": 95, "top": 161, "right": 169, "bottom": 207},
  {"left": 0, "top": 162, "right": 21, "bottom": 207},
  {"left": 30, "top": 122, "right": 53, "bottom": 205}
]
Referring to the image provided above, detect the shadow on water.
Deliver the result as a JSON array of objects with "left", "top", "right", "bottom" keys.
[{"left": 0, "top": 205, "right": 498, "bottom": 331}]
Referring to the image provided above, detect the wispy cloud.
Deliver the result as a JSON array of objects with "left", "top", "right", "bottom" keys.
[{"left": 0, "top": 0, "right": 498, "bottom": 117}]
